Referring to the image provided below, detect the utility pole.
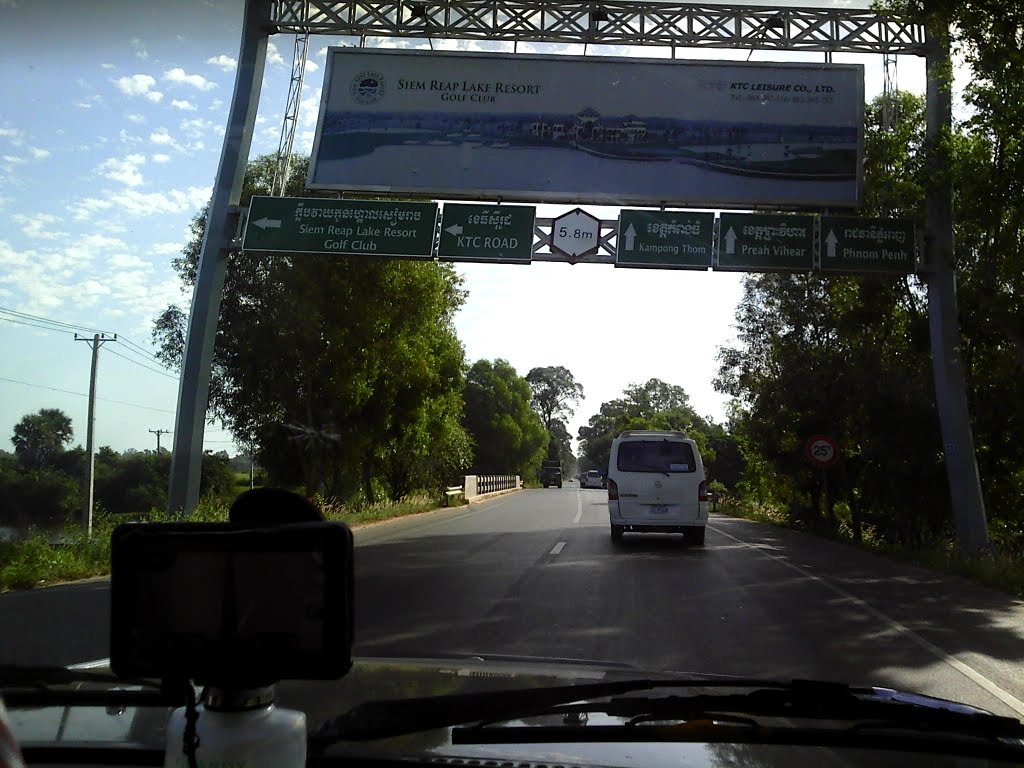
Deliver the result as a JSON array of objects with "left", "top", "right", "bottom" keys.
[
  {"left": 149, "top": 429, "right": 171, "bottom": 453},
  {"left": 75, "top": 333, "right": 115, "bottom": 537}
]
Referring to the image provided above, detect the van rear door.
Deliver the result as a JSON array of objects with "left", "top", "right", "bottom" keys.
[{"left": 614, "top": 439, "right": 699, "bottom": 515}]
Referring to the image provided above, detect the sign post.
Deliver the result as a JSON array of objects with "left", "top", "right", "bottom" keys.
[
  {"left": 819, "top": 217, "right": 915, "bottom": 273},
  {"left": 615, "top": 211, "right": 714, "bottom": 269},
  {"left": 243, "top": 196, "right": 438, "bottom": 258},
  {"left": 717, "top": 213, "right": 815, "bottom": 271},
  {"left": 438, "top": 204, "right": 535, "bottom": 263}
]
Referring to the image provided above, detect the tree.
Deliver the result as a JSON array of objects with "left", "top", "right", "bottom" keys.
[
  {"left": 525, "top": 366, "right": 585, "bottom": 432},
  {"left": 152, "top": 155, "right": 468, "bottom": 503},
  {"left": 11, "top": 409, "right": 73, "bottom": 470},
  {"left": 462, "top": 359, "right": 547, "bottom": 477},
  {"left": 577, "top": 379, "right": 715, "bottom": 474}
]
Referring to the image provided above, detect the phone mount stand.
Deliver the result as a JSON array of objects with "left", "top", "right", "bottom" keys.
[{"left": 163, "top": 490, "right": 327, "bottom": 768}]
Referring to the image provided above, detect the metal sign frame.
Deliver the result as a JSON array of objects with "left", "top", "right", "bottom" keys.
[{"left": 168, "top": 0, "right": 991, "bottom": 555}]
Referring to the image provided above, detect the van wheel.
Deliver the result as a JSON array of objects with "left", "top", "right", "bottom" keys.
[
  {"left": 685, "top": 527, "right": 705, "bottom": 545},
  {"left": 611, "top": 525, "right": 624, "bottom": 542}
]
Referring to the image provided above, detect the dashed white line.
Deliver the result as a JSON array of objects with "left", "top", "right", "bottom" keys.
[
  {"left": 550, "top": 541, "right": 566, "bottom": 556},
  {"left": 574, "top": 488, "right": 583, "bottom": 523},
  {"left": 711, "top": 522, "right": 1024, "bottom": 717}
]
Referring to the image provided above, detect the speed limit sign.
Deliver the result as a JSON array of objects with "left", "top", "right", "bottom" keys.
[{"left": 805, "top": 435, "right": 839, "bottom": 467}]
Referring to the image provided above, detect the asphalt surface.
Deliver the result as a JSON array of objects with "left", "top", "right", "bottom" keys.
[{"left": 4, "top": 483, "right": 1024, "bottom": 719}]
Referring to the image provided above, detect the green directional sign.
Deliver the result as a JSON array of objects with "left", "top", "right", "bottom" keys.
[
  {"left": 438, "top": 204, "right": 535, "bottom": 264},
  {"left": 819, "top": 216, "right": 915, "bottom": 273},
  {"left": 616, "top": 211, "right": 714, "bottom": 269},
  {"left": 718, "top": 213, "right": 815, "bottom": 271},
  {"left": 242, "top": 196, "right": 437, "bottom": 258}
]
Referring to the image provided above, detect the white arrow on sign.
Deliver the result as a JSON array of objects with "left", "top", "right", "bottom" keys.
[
  {"left": 724, "top": 227, "right": 737, "bottom": 255},
  {"left": 825, "top": 229, "right": 838, "bottom": 258},
  {"left": 252, "top": 217, "right": 281, "bottom": 230},
  {"left": 624, "top": 223, "right": 637, "bottom": 252},
  {"left": 445, "top": 224, "right": 463, "bottom": 236}
]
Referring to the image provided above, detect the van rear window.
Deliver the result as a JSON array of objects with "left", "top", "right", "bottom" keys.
[{"left": 617, "top": 441, "right": 696, "bottom": 473}]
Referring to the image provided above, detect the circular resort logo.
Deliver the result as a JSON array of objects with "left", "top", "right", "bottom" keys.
[{"left": 350, "top": 71, "right": 386, "bottom": 104}]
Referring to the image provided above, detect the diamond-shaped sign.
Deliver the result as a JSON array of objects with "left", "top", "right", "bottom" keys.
[{"left": 551, "top": 208, "right": 600, "bottom": 260}]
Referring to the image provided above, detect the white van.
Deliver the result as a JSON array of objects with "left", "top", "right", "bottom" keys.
[{"left": 607, "top": 430, "right": 709, "bottom": 544}]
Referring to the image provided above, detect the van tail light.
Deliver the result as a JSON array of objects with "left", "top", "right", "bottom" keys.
[
  {"left": 698, "top": 480, "right": 708, "bottom": 503},
  {"left": 608, "top": 479, "right": 619, "bottom": 501}
]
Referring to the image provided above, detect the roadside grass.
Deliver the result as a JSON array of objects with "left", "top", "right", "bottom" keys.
[
  {"left": 717, "top": 497, "right": 1024, "bottom": 598},
  {"left": 0, "top": 490, "right": 470, "bottom": 592}
]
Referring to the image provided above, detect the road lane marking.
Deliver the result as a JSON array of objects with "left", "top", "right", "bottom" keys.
[
  {"left": 356, "top": 494, "right": 518, "bottom": 545},
  {"left": 710, "top": 523, "right": 1024, "bottom": 717},
  {"left": 574, "top": 488, "right": 583, "bottom": 524},
  {"left": 550, "top": 541, "right": 566, "bottom": 556}
]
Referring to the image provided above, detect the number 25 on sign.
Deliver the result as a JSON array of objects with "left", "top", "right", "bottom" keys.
[{"left": 805, "top": 435, "right": 839, "bottom": 467}]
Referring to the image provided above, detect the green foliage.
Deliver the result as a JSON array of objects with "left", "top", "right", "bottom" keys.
[
  {"left": 525, "top": 366, "right": 585, "bottom": 431},
  {"left": 577, "top": 378, "right": 730, "bottom": 477},
  {"left": 462, "top": 359, "right": 547, "bottom": 477},
  {"left": 0, "top": 469, "right": 80, "bottom": 529},
  {"left": 716, "top": 83, "right": 1024, "bottom": 550},
  {"left": 11, "top": 408, "right": 73, "bottom": 470},
  {"left": 152, "top": 154, "right": 468, "bottom": 503}
]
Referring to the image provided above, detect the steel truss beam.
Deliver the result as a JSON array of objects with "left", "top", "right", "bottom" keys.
[{"left": 271, "top": 0, "right": 928, "bottom": 56}]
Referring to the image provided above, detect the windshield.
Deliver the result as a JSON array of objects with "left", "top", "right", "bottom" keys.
[{"left": 4, "top": 1, "right": 1024, "bottom": 764}]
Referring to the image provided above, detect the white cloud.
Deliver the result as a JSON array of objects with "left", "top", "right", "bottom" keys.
[
  {"left": 28, "top": 147, "right": 49, "bottom": 159},
  {"left": 206, "top": 54, "right": 237, "bottom": 71},
  {"left": 114, "top": 74, "right": 163, "bottom": 102},
  {"left": 149, "top": 130, "right": 175, "bottom": 146},
  {"left": 163, "top": 67, "right": 216, "bottom": 91},
  {"left": 0, "top": 127, "right": 23, "bottom": 144},
  {"left": 109, "top": 253, "right": 148, "bottom": 269},
  {"left": 97, "top": 153, "right": 146, "bottom": 186},
  {"left": 79, "top": 233, "right": 128, "bottom": 251},
  {"left": 179, "top": 117, "right": 213, "bottom": 139},
  {"left": 118, "top": 129, "right": 144, "bottom": 145},
  {"left": 152, "top": 242, "right": 183, "bottom": 255},
  {"left": 171, "top": 99, "right": 197, "bottom": 111},
  {"left": 74, "top": 94, "right": 103, "bottom": 109},
  {"left": 70, "top": 185, "right": 211, "bottom": 221},
  {"left": 101, "top": 62, "right": 116, "bottom": 70},
  {"left": 11, "top": 213, "right": 66, "bottom": 241},
  {"left": 125, "top": 113, "right": 146, "bottom": 124},
  {"left": 305, "top": 59, "right": 320, "bottom": 73},
  {"left": 209, "top": 98, "right": 224, "bottom": 112},
  {"left": 130, "top": 37, "right": 148, "bottom": 60},
  {"left": 316, "top": 47, "right": 329, "bottom": 58},
  {"left": 151, "top": 153, "right": 171, "bottom": 163},
  {"left": 2, "top": 155, "right": 24, "bottom": 164},
  {"left": 267, "top": 42, "right": 286, "bottom": 67}
]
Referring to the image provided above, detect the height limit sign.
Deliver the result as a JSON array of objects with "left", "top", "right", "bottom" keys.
[{"left": 551, "top": 208, "right": 601, "bottom": 261}]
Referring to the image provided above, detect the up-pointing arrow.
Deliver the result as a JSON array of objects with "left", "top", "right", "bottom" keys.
[
  {"left": 825, "top": 229, "right": 838, "bottom": 258},
  {"left": 253, "top": 217, "right": 281, "bottom": 230},
  {"left": 724, "top": 226, "right": 737, "bottom": 255},
  {"left": 445, "top": 224, "right": 463, "bottom": 236},
  {"left": 624, "top": 223, "right": 637, "bottom": 252}
]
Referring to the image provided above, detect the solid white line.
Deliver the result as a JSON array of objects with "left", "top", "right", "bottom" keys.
[
  {"left": 574, "top": 488, "right": 583, "bottom": 524},
  {"left": 550, "top": 541, "right": 566, "bottom": 556},
  {"left": 710, "top": 523, "right": 1024, "bottom": 717}
]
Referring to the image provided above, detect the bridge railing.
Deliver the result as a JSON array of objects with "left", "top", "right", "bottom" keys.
[{"left": 461, "top": 475, "right": 521, "bottom": 498}]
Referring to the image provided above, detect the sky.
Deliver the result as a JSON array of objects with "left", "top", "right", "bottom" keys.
[{"left": 0, "top": 0, "right": 943, "bottom": 458}]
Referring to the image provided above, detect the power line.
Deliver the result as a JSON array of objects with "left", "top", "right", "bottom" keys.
[
  {"left": 105, "top": 347, "right": 179, "bottom": 380},
  {"left": 0, "top": 315, "right": 77, "bottom": 335},
  {"left": 110, "top": 340, "right": 175, "bottom": 371},
  {"left": 0, "top": 306, "right": 110, "bottom": 336},
  {"left": 0, "top": 374, "right": 176, "bottom": 413}
]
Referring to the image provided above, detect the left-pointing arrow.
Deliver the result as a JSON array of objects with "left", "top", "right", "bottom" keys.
[
  {"left": 253, "top": 217, "right": 282, "bottom": 229},
  {"left": 445, "top": 224, "right": 463, "bottom": 236}
]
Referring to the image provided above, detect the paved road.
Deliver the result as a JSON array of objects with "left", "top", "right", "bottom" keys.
[{"left": 4, "top": 483, "right": 1024, "bottom": 719}]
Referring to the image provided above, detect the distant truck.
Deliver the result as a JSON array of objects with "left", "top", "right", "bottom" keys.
[{"left": 540, "top": 460, "right": 563, "bottom": 488}]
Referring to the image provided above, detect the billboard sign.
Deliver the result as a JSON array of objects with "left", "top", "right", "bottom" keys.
[{"left": 309, "top": 50, "right": 864, "bottom": 209}]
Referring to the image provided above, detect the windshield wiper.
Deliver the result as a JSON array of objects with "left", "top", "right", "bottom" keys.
[
  {"left": 0, "top": 664, "right": 171, "bottom": 708},
  {"left": 309, "top": 677, "right": 1024, "bottom": 756},
  {"left": 308, "top": 677, "right": 797, "bottom": 747}
]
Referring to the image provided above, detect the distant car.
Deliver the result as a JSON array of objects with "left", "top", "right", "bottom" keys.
[
  {"left": 607, "top": 430, "right": 708, "bottom": 545},
  {"left": 581, "top": 469, "right": 603, "bottom": 489}
]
